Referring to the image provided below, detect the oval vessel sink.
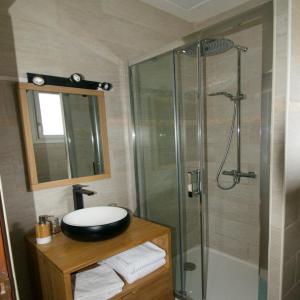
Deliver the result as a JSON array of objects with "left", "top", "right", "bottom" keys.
[{"left": 61, "top": 206, "right": 130, "bottom": 241}]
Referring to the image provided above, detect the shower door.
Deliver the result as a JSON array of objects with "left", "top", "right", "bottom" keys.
[
  {"left": 174, "top": 43, "right": 207, "bottom": 300},
  {"left": 130, "top": 52, "right": 183, "bottom": 292},
  {"left": 130, "top": 43, "right": 207, "bottom": 299}
]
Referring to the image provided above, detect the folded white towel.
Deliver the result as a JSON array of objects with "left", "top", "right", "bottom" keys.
[
  {"left": 124, "top": 258, "right": 166, "bottom": 284},
  {"left": 74, "top": 264, "right": 124, "bottom": 300},
  {"left": 102, "top": 242, "right": 166, "bottom": 276}
]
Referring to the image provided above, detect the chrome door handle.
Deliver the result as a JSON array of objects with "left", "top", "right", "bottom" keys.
[{"left": 187, "top": 169, "right": 201, "bottom": 198}]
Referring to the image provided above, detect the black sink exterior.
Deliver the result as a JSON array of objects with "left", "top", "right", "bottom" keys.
[{"left": 61, "top": 209, "right": 131, "bottom": 242}]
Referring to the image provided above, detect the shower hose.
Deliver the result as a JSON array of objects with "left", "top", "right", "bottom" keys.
[{"left": 216, "top": 101, "right": 239, "bottom": 190}]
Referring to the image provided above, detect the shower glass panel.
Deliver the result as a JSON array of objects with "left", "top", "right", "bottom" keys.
[
  {"left": 131, "top": 46, "right": 207, "bottom": 299},
  {"left": 130, "top": 53, "right": 183, "bottom": 292},
  {"left": 175, "top": 44, "right": 205, "bottom": 300},
  {"left": 204, "top": 27, "right": 262, "bottom": 300}
]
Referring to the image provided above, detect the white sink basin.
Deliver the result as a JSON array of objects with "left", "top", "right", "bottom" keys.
[{"left": 61, "top": 206, "right": 130, "bottom": 241}]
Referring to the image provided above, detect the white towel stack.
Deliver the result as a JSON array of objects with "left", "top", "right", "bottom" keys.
[
  {"left": 102, "top": 241, "right": 166, "bottom": 284},
  {"left": 74, "top": 264, "right": 124, "bottom": 300}
]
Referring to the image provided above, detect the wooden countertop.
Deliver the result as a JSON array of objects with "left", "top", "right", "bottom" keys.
[{"left": 26, "top": 217, "right": 170, "bottom": 274}]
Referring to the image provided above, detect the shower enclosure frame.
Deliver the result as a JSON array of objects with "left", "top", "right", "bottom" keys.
[
  {"left": 173, "top": 43, "right": 208, "bottom": 299},
  {"left": 129, "top": 2, "right": 273, "bottom": 299}
]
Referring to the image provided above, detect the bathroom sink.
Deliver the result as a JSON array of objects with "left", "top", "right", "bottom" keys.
[{"left": 61, "top": 206, "right": 130, "bottom": 242}]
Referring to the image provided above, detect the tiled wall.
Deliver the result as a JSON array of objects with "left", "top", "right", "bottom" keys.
[
  {"left": 0, "top": 1, "right": 193, "bottom": 298},
  {"left": 0, "top": 81, "right": 36, "bottom": 300},
  {"left": 282, "top": 0, "right": 300, "bottom": 299},
  {"left": 205, "top": 25, "right": 263, "bottom": 265}
]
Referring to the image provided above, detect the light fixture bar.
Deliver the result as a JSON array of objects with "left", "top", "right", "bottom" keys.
[{"left": 27, "top": 73, "right": 113, "bottom": 91}]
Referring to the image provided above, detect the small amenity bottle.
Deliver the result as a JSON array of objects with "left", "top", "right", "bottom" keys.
[{"left": 35, "top": 216, "right": 52, "bottom": 245}]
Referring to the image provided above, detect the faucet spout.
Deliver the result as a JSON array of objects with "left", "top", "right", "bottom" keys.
[
  {"left": 73, "top": 184, "right": 95, "bottom": 210},
  {"left": 78, "top": 189, "right": 95, "bottom": 196}
]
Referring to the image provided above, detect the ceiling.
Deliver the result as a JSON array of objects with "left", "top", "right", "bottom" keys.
[{"left": 140, "top": 0, "right": 253, "bottom": 23}]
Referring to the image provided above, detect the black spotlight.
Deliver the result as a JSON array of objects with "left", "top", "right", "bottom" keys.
[
  {"left": 70, "top": 73, "right": 84, "bottom": 83},
  {"left": 98, "top": 82, "right": 113, "bottom": 91}
]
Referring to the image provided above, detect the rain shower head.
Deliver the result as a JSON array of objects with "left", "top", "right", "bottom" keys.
[
  {"left": 179, "top": 38, "right": 247, "bottom": 58},
  {"left": 201, "top": 38, "right": 235, "bottom": 56},
  {"left": 200, "top": 38, "right": 248, "bottom": 56}
]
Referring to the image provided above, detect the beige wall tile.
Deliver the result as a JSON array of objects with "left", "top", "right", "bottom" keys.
[
  {"left": 284, "top": 220, "right": 300, "bottom": 262},
  {"left": 283, "top": 281, "right": 300, "bottom": 300},
  {"left": 295, "top": 250, "right": 300, "bottom": 282},
  {"left": 282, "top": 255, "right": 297, "bottom": 296}
]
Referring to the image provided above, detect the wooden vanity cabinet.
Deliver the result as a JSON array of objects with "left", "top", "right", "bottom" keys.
[{"left": 26, "top": 217, "right": 174, "bottom": 300}]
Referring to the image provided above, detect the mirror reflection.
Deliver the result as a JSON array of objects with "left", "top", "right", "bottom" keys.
[{"left": 26, "top": 90, "right": 105, "bottom": 183}]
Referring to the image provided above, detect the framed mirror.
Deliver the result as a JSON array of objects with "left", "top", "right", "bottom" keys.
[{"left": 18, "top": 83, "right": 110, "bottom": 190}]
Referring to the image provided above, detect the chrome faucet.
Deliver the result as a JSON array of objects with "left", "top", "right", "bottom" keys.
[{"left": 73, "top": 184, "right": 95, "bottom": 210}]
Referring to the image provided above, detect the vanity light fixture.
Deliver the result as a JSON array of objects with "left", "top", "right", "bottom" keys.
[
  {"left": 27, "top": 73, "right": 113, "bottom": 91},
  {"left": 32, "top": 75, "right": 45, "bottom": 86}
]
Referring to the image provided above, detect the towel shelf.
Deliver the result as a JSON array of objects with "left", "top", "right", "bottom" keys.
[{"left": 26, "top": 217, "right": 173, "bottom": 300}]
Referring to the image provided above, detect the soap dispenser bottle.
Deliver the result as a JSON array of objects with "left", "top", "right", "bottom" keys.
[{"left": 35, "top": 216, "right": 52, "bottom": 245}]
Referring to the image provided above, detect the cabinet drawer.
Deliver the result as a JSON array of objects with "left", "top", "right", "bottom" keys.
[{"left": 120, "top": 273, "right": 173, "bottom": 300}]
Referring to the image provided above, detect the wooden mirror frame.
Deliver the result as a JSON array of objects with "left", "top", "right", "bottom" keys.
[{"left": 18, "top": 83, "right": 110, "bottom": 191}]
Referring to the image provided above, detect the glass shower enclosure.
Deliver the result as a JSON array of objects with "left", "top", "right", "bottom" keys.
[{"left": 130, "top": 10, "right": 271, "bottom": 298}]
